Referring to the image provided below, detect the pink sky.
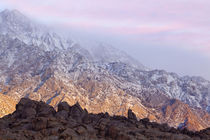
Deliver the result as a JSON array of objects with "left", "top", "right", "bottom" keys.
[
  {"left": 0, "top": 0, "right": 210, "bottom": 79},
  {"left": 1, "top": 0, "right": 210, "bottom": 55}
]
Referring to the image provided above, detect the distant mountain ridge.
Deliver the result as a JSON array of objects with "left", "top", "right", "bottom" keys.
[
  {"left": 88, "top": 43, "right": 148, "bottom": 70},
  {"left": 0, "top": 9, "right": 210, "bottom": 131}
]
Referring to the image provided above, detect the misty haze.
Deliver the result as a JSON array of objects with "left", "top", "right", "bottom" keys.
[{"left": 0, "top": 1, "right": 210, "bottom": 140}]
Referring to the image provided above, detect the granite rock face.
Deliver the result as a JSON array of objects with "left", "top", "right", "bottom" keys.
[
  {"left": 0, "top": 98, "right": 209, "bottom": 140},
  {"left": 0, "top": 94, "right": 16, "bottom": 118}
]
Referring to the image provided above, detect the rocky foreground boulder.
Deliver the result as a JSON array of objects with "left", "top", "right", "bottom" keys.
[{"left": 0, "top": 98, "right": 209, "bottom": 140}]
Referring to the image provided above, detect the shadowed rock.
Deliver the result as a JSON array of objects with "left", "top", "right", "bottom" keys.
[
  {"left": 0, "top": 98, "right": 209, "bottom": 140},
  {"left": 128, "top": 109, "right": 137, "bottom": 121},
  {"left": 13, "top": 98, "right": 56, "bottom": 119},
  {"left": 69, "top": 101, "right": 86, "bottom": 122},
  {"left": 58, "top": 101, "right": 70, "bottom": 112}
]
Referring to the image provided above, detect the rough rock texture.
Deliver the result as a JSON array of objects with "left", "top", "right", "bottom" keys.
[
  {"left": 0, "top": 9, "right": 210, "bottom": 132},
  {"left": 162, "top": 99, "right": 210, "bottom": 131},
  {"left": 0, "top": 94, "right": 16, "bottom": 118},
  {"left": 0, "top": 98, "right": 210, "bottom": 140}
]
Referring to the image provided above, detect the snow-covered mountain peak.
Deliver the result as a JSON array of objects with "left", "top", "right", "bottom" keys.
[
  {"left": 0, "top": 9, "right": 26, "bottom": 20},
  {"left": 0, "top": 9, "right": 73, "bottom": 51},
  {"left": 0, "top": 9, "right": 147, "bottom": 70},
  {"left": 0, "top": 9, "right": 32, "bottom": 30}
]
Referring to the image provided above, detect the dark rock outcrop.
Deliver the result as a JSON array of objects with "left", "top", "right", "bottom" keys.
[
  {"left": 128, "top": 109, "right": 137, "bottom": 121},
  {"left": 0, "top": 98, "right": 209, "bottom": 140}
]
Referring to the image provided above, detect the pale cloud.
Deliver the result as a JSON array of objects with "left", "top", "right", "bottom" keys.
[{"left": 1, "top": 0, "right": 210, "bottom": 52}]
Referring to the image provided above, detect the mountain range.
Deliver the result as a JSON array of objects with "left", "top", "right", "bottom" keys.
[{"left": 0, "top": 9, "right": 210, "bottom": 131}]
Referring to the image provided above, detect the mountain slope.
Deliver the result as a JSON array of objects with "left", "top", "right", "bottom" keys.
[{"left": 0, "top": 9, "right": 210, "bottom": 131}]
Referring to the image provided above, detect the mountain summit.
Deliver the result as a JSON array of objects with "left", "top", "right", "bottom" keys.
[{"left": 0, "top": 9, "right": 73, "bottom": 51}]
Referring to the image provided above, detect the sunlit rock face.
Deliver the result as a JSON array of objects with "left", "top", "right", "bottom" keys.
[
  {"left": 0, "top": 94, "right": 16, "bottom": 118},
  {"left": 0, "top": 9, "right": 210, "bottom": 131}
]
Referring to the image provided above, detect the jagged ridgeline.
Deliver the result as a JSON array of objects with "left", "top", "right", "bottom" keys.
[
  {"left": 0, "top": 9, "right": 210, "bottom": 132},
  {"left": 0, "top": 98, "right": 210, "bottom": 140}
]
